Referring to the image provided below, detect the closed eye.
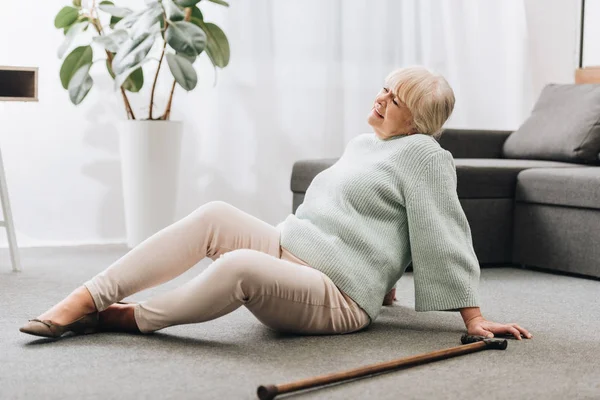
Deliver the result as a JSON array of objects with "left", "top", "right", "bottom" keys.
[{"left": 383, "top": 87, "right": 399, "bottom": 107}]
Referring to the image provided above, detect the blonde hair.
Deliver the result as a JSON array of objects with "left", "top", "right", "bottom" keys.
[{"left": 385, "top": 66, "right": 455, "bottom": 139}]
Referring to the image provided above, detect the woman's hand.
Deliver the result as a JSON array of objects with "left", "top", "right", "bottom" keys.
[
  {"left": 466, "top": 316, "right": 532, "bottom": 340},
  {"left": 382, "top": 288, "right": 397, "bottom": 306}
]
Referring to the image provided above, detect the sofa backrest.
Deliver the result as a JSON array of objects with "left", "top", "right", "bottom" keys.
[{"left": 438, "top": 129, "right": 512, "bottom": 159}]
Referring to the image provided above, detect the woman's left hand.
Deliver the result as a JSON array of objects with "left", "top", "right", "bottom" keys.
[{"left": 466, "top": 316, "right": 532, "bottom": 340}]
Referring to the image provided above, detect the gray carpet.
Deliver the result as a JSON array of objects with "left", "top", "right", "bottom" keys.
[{"left": 1, "top": 245, "right": 599, "bottom": 400}]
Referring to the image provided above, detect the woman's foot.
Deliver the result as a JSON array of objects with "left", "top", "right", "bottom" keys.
[
  {"left": 35, "top": 286, "right": 98, "bottom": 326},
  {"left": 98, "top": 303, "right": 141, "bottom": 333}
]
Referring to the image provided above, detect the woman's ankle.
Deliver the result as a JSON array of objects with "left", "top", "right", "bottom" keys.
[
  {"left": 37, "top": 286, "right": 97, "bottom": 324},
  {"left": 98, "top": 304, "right": 140, "bottom": 333},
  {"left": 74, "top": 286, "right": 98, "bottom": 314}
]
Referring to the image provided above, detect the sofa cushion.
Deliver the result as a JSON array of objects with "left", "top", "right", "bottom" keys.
[
  {"left": 515, "top": 167, "right": 600, "bottom": 210},
  {"left": 502, "top": 83, "right": 600, "bottom": 164},
  {"left": 454, "top": 159, "right": 582, "bottom": 198}
]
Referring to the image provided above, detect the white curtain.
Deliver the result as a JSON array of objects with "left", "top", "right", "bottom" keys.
[{"left": 217, "top": 0, "right": 532, "bottom": 152}]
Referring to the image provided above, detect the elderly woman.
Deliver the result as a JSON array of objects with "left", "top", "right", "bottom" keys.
[{"left": 20, "top": 66, "right": 532, "bottom": 341}]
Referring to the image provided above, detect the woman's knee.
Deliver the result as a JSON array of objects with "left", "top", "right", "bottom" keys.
[
  {"left": 187, "top": 201, "right": 235, "bottom": 232},
  {"left": 211, "top": 249, "right": 265, "bottom": 299},
  {"left": 193, "top": 200, "right": 233, "bottom": 218},
  {"left": 212, "top": 249, "right": 263, "bottom": 278}
]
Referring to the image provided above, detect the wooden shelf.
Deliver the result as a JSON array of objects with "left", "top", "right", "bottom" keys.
[{"left": 0, "top": 66, "right": 38, "bottom": 101}]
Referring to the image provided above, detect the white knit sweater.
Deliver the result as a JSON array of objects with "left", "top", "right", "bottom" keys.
[{"left": 277, "top": 133, "right": 481, "bottom": 323}]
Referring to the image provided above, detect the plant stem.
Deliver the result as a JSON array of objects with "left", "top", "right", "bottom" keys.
[
  {"left": 163, "top": 80, "right": 177, "bottom": 120},
  {"left": 149, "top": 16, "right": 168, "bottom": 120},
  {"left": 89, "top": 12, "right": 136, "bottom": 120},
  {"left": 161, "top": 7, "right": 193, "bottom": 120},
  {"left": 110, "top": 52, "right": 137, "bottom": 120}
]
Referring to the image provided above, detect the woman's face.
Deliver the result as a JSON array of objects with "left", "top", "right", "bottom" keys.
[{"left": 367, "top": 86, "right": 415, "bottom": 140}]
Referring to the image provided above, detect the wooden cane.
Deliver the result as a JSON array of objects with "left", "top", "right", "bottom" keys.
[{"left": 256, "top": 334, "right": 507, "bottom": 400}]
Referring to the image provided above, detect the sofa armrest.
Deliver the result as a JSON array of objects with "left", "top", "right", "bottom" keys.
[{"left": 438, "top": 129, "right": 513, "bottom": 159}]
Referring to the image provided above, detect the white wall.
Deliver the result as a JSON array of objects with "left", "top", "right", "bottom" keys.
[
  {"left": 0, "top": 0, "right": 585, "bottom": 249},
  {"left": 583, "top": 0, "right": 600, "bottom": 65},
  {"left": 524, "top": 0, "right": 581, "bottom": 95}
]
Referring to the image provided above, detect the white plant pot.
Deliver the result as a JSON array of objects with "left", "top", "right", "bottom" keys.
[{"left": 118, "top": 120, "right": 183, "bottom": 248}]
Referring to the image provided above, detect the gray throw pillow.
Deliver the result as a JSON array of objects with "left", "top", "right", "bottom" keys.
[{"left": 502, "top": 83, "right": 600, "bottom": 164}]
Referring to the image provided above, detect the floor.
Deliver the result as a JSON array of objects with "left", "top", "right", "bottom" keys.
[{"left": 1, "top": 245, "right": 599, "bottom": 400}]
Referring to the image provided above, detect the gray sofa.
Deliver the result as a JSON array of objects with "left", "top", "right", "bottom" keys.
[{"left": 288, "top": 85, "right": 600, "bottom": 279}]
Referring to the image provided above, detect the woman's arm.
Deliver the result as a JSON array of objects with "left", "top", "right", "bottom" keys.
[
  {"left": 403, "top": 150, "right": 532, "bottom": 340},
  {"left": 460, "top": 306, "right": 482, "bottom": 325},
  {"left": 460, "top": 306, "right": 533, "bottom": 340},
  {"left": 405, "top": 150, "right": 480, "bottom": 311}
]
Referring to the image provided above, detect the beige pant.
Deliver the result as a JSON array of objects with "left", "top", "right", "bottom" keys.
[{"left": 83, "top": 201, "right": 371, "bottom": 335}]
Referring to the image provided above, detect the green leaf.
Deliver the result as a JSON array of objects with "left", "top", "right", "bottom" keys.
[
  {"left": 122, "top": 67, "right": 144, "bottom": 92},
  {"left": 191, "top": 5, "right": 203, "bottom": 23},
  {"left": 129, "top": 4, "right": 163, "bottom": 38},
  {"left": 165, "top": 21, "right": 207, "bottom": 57},
  {"left": 112, "top": 31, "right": 156, "bottom": 76},
  {"left": 106, "top": 58, "right": 116, "bottom": 79},
  {"left": 114, "top": 9, "right": 146, "bottom": 30},
  {"left": 93, "top": 29, "right": 128, "bottom": 52},
  {"left": 177, "top": 52, "right": 196, "bottom": 64},
  {"left": 107, "top": 57, "right": 143, "bottom": 92},
  {"left": 98, "top": 4, "right": 133, "bottom": 18},
  {"left": 55, "top": 6, "right": 79, "bottom": 28},
  {"left": 163, "top": 0, "right": 185, "bottom": 21},
  {"left": 174, "top": 0, "right": 202, "bottom": 7},
  {"left": 57, "top": 21, "right": 89, "bottom": 58},
  {"left": 207, "top": 0, "right": 229, "bottom": 6},
  {"left": 114, "top": 59, "right": 149, "bottom": 90},
  {"left": 60, "top": 45, "right": 93, "bottom": 89},
  {"left": 72, "top": 0, "right": 82, "bottom": 7},
  {"left": 166, "top": 53, "right": 197, "bottom": 91},
  {"left": 68, "top": 64, "right": 93, "bottom": 105},
  {"left": 109, "top": 16, "right": 122, "bottom": 29},
  {"left": 197, "top": 22, "right": 229, "bottom": 68},
  {"left": 63, "top": 14, "right": 89, "bottom": 35}
]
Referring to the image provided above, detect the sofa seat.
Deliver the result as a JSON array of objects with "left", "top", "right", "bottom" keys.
[
  {"left": 516, "top": 167, "right": 600, "bottom": 210},
  {"left": 455, "top": 159, "right": 583, "bottom": 198}
]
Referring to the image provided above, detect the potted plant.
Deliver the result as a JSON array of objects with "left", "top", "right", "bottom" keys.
[{"left": 54, "top": 0, "right": 230, "bottom": 247}]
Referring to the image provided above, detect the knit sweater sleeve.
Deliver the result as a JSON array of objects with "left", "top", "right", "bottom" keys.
[{"left": 405, "top": 150, "right": 480, "bottom": 312}]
